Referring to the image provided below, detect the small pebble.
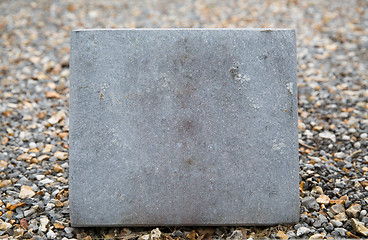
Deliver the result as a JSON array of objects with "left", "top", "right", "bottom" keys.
[
  {"left": 346, "top": 204, "right": 361, "bottom": 218},
  {"left": 302, "top": 196, "right": 319, "bottom": 210},
  {"left": 351, "top": 218, "right": 368, "bottom": 237},
  {"left": 334, "top": 228, "right": 346, "bottom": 237},
  {"left": 331, "top": 203, "right": 345, "bottom": 214},
  {"left": 19, "top": 185, "right": 35, "bottom": 199},
  {"left": 334, "top": 152, "right": 345, "bottom": 159},
  {"left": 297, "top": 227, "right": 311, "bottom": 237},
  {"left": 325, "top": 223, "right": 334, "bottom": 232},
  {"left": 353, "top": 142, "right": 361, "bottom": 148},
  {"left": 0, "top": 220, "right": 12, "bottom": 231},
  {"left": 53, "top": 164, "right": 64, "bottom": 173},
  {"left": 360, "top": 210, "right": 367, "bottom": 217},
  {"left": 39, "top": 217, "right": 49, "bottom": 232},
  {"left": 46, "top": 229, "right": 57, "bottom": 239},
  {"left": 330, "top": 220, "right": 343, "bottom": 227}
]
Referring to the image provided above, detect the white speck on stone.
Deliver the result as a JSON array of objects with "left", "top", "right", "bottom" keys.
[
  {"left": 319, "top": 131, "right": 336, "bottom": 142},
  {"left": 246, "top": 96, "right": 261, "bottom": 109},
  {"left": 272, "top": 139, "right": 285, "bottom": 152},
  {"left": 230, "top": 66, "right": 250, "bottom": 86},
  {"left": 236, "top": 73, "right": 250, "bottom": 83},
  {"left": 286, "top": 82, "right": 293, "bottom": 94}
]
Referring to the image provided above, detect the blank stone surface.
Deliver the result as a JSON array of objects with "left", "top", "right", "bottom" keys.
[{"left": 69, "top": 29, "right": 299, "bottom": 227}]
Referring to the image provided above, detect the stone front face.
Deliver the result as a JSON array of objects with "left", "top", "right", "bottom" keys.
[{"left": 69, "top": 29, "right": 299, "bottom": 227}]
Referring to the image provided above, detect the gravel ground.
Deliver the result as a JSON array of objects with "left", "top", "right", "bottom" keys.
[{"left": 1, "top": 0, "right": 368, "bottom": 239}]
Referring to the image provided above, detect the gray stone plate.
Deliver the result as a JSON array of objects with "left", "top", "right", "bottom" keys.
[{"left": 69, "top": 29, "right": 299, "bottom": 227}]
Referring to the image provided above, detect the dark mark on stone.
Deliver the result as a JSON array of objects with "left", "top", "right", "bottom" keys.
[
  {"left": 185, "top": 157, "right": 195, "bottom": 166},
  {"left": 229, "top": 66, "right": 239, "bottom": 79},
  {"left": 98, "top": 92, "right": 104, "bottom": 100},
  {"left": 260, "top": 55, "right": 268, "bottom": 60}
]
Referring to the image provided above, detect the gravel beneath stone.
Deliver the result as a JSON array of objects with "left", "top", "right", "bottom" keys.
[{"left": 1, "top": 0, "right": 367, "bottom": 239}]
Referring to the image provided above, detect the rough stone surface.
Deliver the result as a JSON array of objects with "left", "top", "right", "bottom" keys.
[{"left": 69, "top": 29, "right": 299, "bottom": 226}]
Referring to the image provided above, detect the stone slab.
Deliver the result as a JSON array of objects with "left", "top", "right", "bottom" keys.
[{"left": 69, "top": 29, "right": 299, "bottom": 227}]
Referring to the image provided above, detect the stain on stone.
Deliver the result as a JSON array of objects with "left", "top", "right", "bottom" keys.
[
  {"left": 98, "top": 91, "right": 104, "bottom": 100},
  {"left": 260, "top": 54, "right": 268, "bottom": 60},
  {"left": 181, "top": 81, "right": 197, "bottom": 96},
  {"left": 116, "top": 193, "right": 125, "bottom": 200},
  {"left": 288, "top": 104, "right": 294, "bottom": 117},
  {"left": 180, "top": 54, "right": 190, "bottom": 63},
  {"left": 184, "top": 157, "right": 195, "bottom": 166},
  {"left": 272, "top": 139, "right": 285, "bottom": 154},
  {"left": 268, "top": 189, "right": 277, "bottom": 197},
  {"left": 261, "top": 29, "right": 273, "bottom": 33},
  {"left": 114, "top": 98, "right": 121, "bottom": 104},
  {"left": 175, "top": 119, "right": 202, "bottom": 149},
  {"left": 182, "top": 120, "right": 195, "bottom": 135},
  {"left": 173, "top": 53, "right": 196, "bottom": 67},
  {"left": 286, "top": 82, "right": 293, "bottom": 95},
  {"left": 175, "top": 75, "right": 199, "bottom": 109},
  {"left": 173, "top": 38, "right": 195, "bottom": 67},
  {"left": 229, "top": 66, "right": 239, "bottom": 79},
  {"left": 229, "top": 66, "right": 250, "bottom": 84}
]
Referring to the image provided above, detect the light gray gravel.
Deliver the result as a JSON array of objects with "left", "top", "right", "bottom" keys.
[{"left": 1, "top": 0, "right": 368, "bottom": 239}]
